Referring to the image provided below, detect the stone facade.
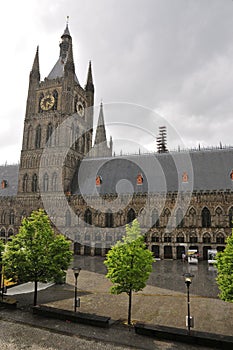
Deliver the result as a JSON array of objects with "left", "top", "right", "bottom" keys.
[{"left": 0, "top": 24, "right": 232, "bottom": 260}]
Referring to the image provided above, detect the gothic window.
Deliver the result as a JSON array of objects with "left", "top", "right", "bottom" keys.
[
  {"left": 127, "top": 208, "right": 136, "bottom": 224},
  {"left": 163, "top": 208, "right": 171, "bottom": 227},
  {"left": 43, "top": 173, "right": 49, "bottom": 192},
  {"left": 151, "top": 209, "right": 159, "bottom": 228},
  {"left": 1, "top": 212, "right": 6, "bottom": 224},
  {"left": 26, "top": 125, "right": 32, "bottom": 149},
  {"left": 189, "top": 233, "right": 198, "bottom": 243},
  {"left": 46, "top": 123, "right": 53, "bottom": 146},
  {"left": 32, "top": 174, "right": 38, "bottom": 192},
  {"left": 164, "top": 233, "right": 172, "bottom": 243},
  {"left": 65, "top": 210, "right": 71, "bottom": 227},
  {"left": 84, "top": 209, "right": 92, "bottom": 225},
  {"left": 201, "top": 207, "right": 211, "bottom": 228},
  {"left": 22, "top": 174, "right": 29, "bottom": 192},
  {"left": 105, "top": 210, "right": 113, "bottom": 228},
  {"left": 151, "top": 234, "right": 160, "bottom": 243},
  {"left": 71, "top": 123, "right": 75, "bottom": 147},
  {"left": 85, "top": 232, "right": 90, "bottom": 241},
  {"left": 0, "top": 228, "right": 6, "bottom": 237},
  {"left": 35, "top": 125, "right": 41, "bottom": 148},
  {"left": 75, "top": 126, "right": 79, "bottom": 150},
  {"left": 216, "top": 233, "right": 225, "bottom": 244},
  {"left": 176, "top": 208, "right": 184, "bottom": 228},
  {"left": 8, "top": 228, "right": 14, "bottom": 239},
  {"left": 38, "top": 93, "right": 44, "bottom": 113},
  {"left": 52, "top": 90, "right": 58, "bottom": 110},
  {"left": 215, "top": 207, "right": 223, "bottom": 227},
  {"left": 189, "top": 207, "right": 196, "bottom": 227},
  {"left": 74, "top": 95, "right": 78, "bottom": 112},
  {"left": 229, "top": 207, "right": 233, "bottom": 228},
  {"left": 176, "top": 233, "right": 185, "bottom": 243},
  {"left": 9, "top": 211, "right": 14, "bottom": 225},
  {"left": 203, "top": 233, "right": 211, "bottom": 243},
  {"left": 52, "top": 172, "right": 58, "bottom": 192}
]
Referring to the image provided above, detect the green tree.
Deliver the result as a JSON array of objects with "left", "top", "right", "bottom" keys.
[
  {"left": 104, "top": 219, "right": 154, "bottom": 324},
  {"left": 216, "top": 229, "right": 233, "bottom": 302},
  {"left": 3, "top": 209, "right": 72, "bottom": 306}
]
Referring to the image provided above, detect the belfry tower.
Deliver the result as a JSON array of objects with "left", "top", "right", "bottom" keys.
[{"left": 17, "top": 22, "right": 95, "bottom": 196}]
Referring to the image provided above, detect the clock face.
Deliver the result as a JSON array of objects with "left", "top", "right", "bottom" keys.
[
  {"left": 40, "top": 95, "right": 55, "bottom": 111},
  {"left": 76, "top": 102, "right": 85, "bottom": 117}
]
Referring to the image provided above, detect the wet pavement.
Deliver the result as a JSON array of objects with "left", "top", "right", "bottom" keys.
[{"left": 73, "top": 256, "right": 219, "bottom": 298}]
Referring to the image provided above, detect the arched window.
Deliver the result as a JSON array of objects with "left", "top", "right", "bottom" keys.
[
  {"left": 22, "top": 174, "right": 29, "bottom": 192},
  {"left": 84, "top": 209, "right": 92, "bottom": 225},
  {"left": 151, "top": 209, "right": 159, "bottom": 228},
  {"left": 46, "top": 123, "right": 53, "bottom": 146},
  {"left": 164, "top": 233, "right": 172, "bottom": 243},
  {"left": 74, "top": 95, "right": 78, "bottom": 112},
  {"left": 216, "top": 233, "right": 225, "bottom": 244},
  {"left": 203, "top": 233, "right": 211, "bottom": 243},
  {"left": 189, "top": 232, "right": 198, "bottom": 243},
  {"left": 71, "top": 123, "right": 75, "bottom": 147},
  {"left": 38, "top": 93, "right": 44, "bottom": 113},
  {"left": 52, "top": 172, "right": 58, "bottom": 192},
  {"left": 26, "top": 125, "right": 32, "bottom": 149},
  {"left": 1, "top": 212, "right": 6, "bottom": 224},
  {"left": 32, "top": 174, "right": 38, "bottom": 192},
  {"left": 75, "top": 126, "right": 79, "bottom": 150},
  {"left": 176, "top": 233, "right": 185, "bottom": 243},
  {"left": 43, "top": 173, "right": 49, "bottom": 192},
  {"left": 52, "top": 90, "right": 58, "bottom": 110},
  {"left": 163, "top": 208, "right": 171, "bottom": 227},
  {"left": 215, "top": 207, "right": 223, "bottom": 227},
  {"left": 0, "top": 228, "right": 6, "bottom": 237},
  {"left": 105, "top": 210, "right": 113, "bottom": 228},
  {"left": 8, "top": 228, "right": 14, "bottom": 239},
  {"left": 35, "top": 125, "right": 41, "bottom": 148},
  {"left": 127, "top": 208, "right": 136, "bottom": 224},
  {"left": 9, "top": 211, "right": 14, "bottom": 225},
  {"left": 202, "top": 207, "right": 211, "bottom": 228},
  {"left": 176, "top": 208, "right": 184, "bottom": 228},
  {"left": 189, "top": 207, "right": 196, "bottom": 227},
  {"left": 229, "top": 207, "right": 233, "bottom": 228},
  {"left": 65, "top": 210, "right": 71, "bottom": 227}
]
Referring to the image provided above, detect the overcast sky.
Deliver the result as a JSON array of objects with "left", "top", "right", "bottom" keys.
[{"left": 1, "top": 0, "right": 233, "bottom": 164}]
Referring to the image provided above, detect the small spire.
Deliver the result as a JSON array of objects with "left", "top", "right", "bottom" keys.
[
  {"left": 30, "top": 46, "right": 40, "bottom": 81},
  {"left": 62, "top": 16, "right": 71, "bottom": 37},
  {"left": 85, "top": 61, "right": 94, "bottom": 93},
  {"left": 94, "top": 102, "right": 107, "bottom": 145}
]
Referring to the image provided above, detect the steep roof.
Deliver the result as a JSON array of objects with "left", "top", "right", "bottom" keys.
[{"left": 72, "top": 148, "right": 233, "bottom": 195}]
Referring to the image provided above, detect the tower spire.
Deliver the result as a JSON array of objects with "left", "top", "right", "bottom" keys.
[
  {"left": 64, "top": 41, "right": 75, "bottom": 74},
  {"left": 30, "top": 46, "right": 40, "bottom": 81},
  {"left": 85, "top": 61, "right": 94, "bottom": 93},
  {"left": 94, "top": 102, "right": 107, "bottom": 145}
]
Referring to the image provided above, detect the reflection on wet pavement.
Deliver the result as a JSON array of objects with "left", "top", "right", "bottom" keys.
[{"left": 73, "top": 256, "right": 219, "bottom": 298}]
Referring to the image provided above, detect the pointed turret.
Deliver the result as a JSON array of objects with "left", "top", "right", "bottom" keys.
[
  {"left": 85, "top": 61, "right": 94, "bottom": 93},
  {"left": 30, "top": 46, "right": 40, "bottom": 82},
  {"left": 64, "top": 41, "right": 75, "bottom": 75},
  {"left": 94, "top": 102, "right": 107, "bottom": 145}
]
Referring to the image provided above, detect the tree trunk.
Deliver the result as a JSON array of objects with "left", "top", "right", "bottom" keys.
[
  {"left": 34, "top": 279, "right": 38, "bottom": 306},
  {"left": 128, "top": 289, "right": 132, "bottom": 325}
]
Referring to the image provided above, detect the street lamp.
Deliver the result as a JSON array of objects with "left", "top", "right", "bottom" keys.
[
  {"left": 72, "top": 267, "right": 81, "bottom": 312},
  {"left": 183, "top": 272, "right": 194, "bottom": 334}
]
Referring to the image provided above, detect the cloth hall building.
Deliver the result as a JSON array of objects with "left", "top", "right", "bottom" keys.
[{"left": 0, "top": 24, "right": 232, "bottom": 260}]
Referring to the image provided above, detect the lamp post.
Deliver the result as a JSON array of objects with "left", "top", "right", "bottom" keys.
[
  {"left": 72, "top": 267, "right": 81, "bottom": 312},
  {"left": 183, "top": 272, "right": 194, "bottom": 335}
]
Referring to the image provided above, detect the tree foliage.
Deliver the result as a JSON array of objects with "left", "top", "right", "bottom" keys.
[
  {"left": 104, "top": 219, "right": 154, "bottom": 324},
  {"left": 216, "top": 230, "right": 233, "bottom": 302},
  {"left": 3, "top": 209, "right": 72, "bottom": 305}
]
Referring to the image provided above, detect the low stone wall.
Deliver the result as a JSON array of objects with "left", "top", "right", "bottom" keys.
[
  {"left": 135, "top": 323, "right": 233, "bottom": 349},
  {"left": 32, "top": 305, "right": 111, "bottom": 328}
]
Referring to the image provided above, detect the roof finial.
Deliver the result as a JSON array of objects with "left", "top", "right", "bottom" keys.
[{"left": 66, "top": 16, "right": 69, "bottom": 25}]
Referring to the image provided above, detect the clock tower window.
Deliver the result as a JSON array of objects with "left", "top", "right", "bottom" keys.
[
  {"left": 35, "top": 125, "right": 41, "bottom": 148},
  {"left": 32, "top": 174, "right": 38, "bottom": 192},
  {"left": 52, "top": 90, "right": 58, "bottom": 110},
  {"left": 38, "top": 93, "right": 44, "bottom": 113}
]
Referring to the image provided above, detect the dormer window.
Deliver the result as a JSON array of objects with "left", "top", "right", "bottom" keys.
[
  {"left": 1, "top": 180, "right": 8, "bottom": 189},
  {"left": 137, "top": 173, "right": 143, "bottom": 185}
]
